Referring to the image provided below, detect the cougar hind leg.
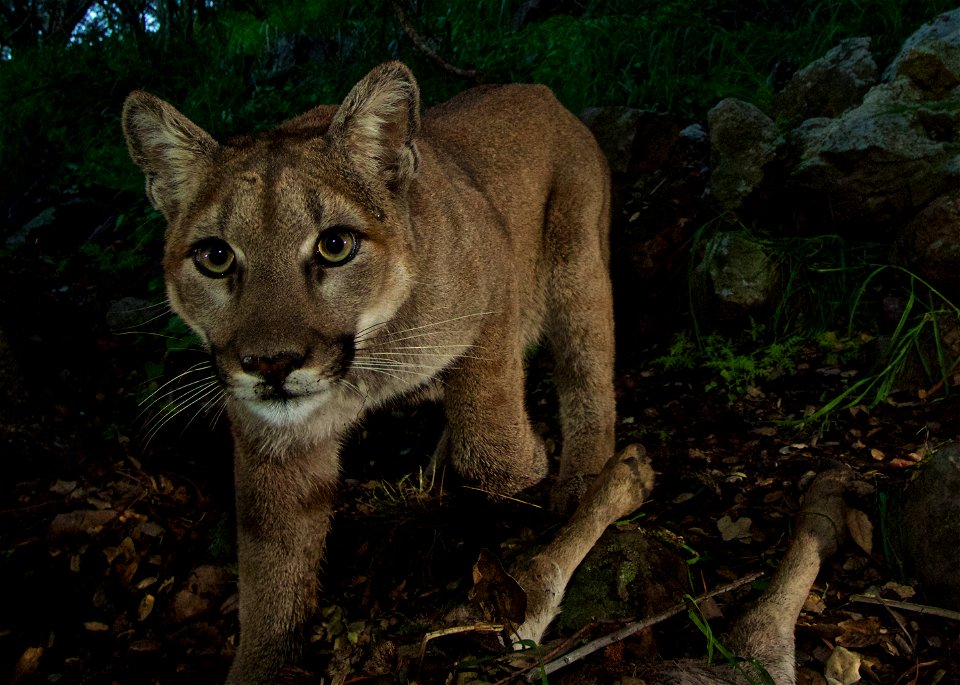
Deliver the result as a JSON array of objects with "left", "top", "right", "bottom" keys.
[{"left": 543, "top": 173, "right": 616, "bottom": 512}]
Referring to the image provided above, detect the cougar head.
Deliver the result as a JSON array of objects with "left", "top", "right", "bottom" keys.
[{"left": 122, "top": 63, "right": 423, "bottom": 427}]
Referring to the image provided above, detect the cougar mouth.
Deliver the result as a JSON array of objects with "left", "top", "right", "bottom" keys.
[{"left": 240, "top": 386, "right": 331, "bottom": 426}]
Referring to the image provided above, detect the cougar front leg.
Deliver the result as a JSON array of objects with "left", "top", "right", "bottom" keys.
[
  {"left": 227, "top": 435, "right": 339, "bottom": 685},
  {"left": 442, "top": 332, "right": 548, "bottom": 495}
]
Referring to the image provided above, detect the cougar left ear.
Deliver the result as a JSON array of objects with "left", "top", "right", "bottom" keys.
[{"left": 327, "top": 61, "right": 421, "bottom": 194}]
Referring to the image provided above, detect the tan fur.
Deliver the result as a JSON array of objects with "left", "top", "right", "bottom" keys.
[{"left": 122, "top": 62, "right": 615, "bottom": 684}]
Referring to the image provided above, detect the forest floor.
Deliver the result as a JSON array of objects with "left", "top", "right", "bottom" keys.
[{"left": 1, "top": 246, "right": 960, "bottom": 685}]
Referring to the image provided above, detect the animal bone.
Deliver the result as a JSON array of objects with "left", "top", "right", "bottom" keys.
[{"left": 505, "top": 460, "right": 855, "bottom": 685}]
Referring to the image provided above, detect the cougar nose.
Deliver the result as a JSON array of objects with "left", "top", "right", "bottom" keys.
[{"left": 240, "top": 352, "right": 305, "bottom": 387}]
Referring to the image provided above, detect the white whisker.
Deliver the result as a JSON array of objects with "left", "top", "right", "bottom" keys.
[
  {"left": 337, "top": 378, "right": 367, "bottom": 401},
  {"left": 145, "top": 382, "right": 221, "bottom": 438},
  {"left": 351, "top": 364, "right": 440, "bottom": 382},
  {"left": 139, "top": 364, "right": 215, "bottom": 409},
  {"left": 353, "top": 358, "right": 450, "bottom": 371},
  {"left": 357, "top": 311, "right": 495, "bottom": 345}
]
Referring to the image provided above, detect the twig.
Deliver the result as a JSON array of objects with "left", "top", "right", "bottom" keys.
[
  {"left": 850, "top": 594, "right": 960, "bottom": 621},
  {"left": 460, "top": 485, "right": 543, "bottom": 509},
  {"left": 527, "top": 571, "right": 764, "bottom": 682},
  {"left": 390, "top": 0, "right": 481, "bottom": 81},
  {"left": 418, "top": 623, "right": 504, "bottom": 665},
  {"left": 496, "top": 620, "right": 597, "bottom": 685}
]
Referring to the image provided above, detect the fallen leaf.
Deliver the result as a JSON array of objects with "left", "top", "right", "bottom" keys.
[
  {"left": 846, "top": 509, "right": 873, "bottom": 556},
  {"left": 135, "top": 576, "right": 158, "bottom": 590},
  {"left": 889, "top": 458, "right": 915, "bottom": 468},
  {"left": 837, "top": 615, "right": 883, "bottom": 648},
  {"left": 825, "top": 645, "right": 861, "bottom": 685},
  {"left": 138, "top": 594, "right": 155, "bottom": 621},
  {"left": 49, "top": 480, "right": 77, "bottom": 496},
  {"left": 803, "top": 591, "right": 827, "bottom": 614},
  {"left": 717, "top": 515, "right": 752, "bottom": 542},
  {"left": 84, "top": 621, "right": 109, "bottom": 632},
  {"left": 10, "top": 646, "right": 43, "bottom": 685},
  {"left": 880, "top": 581, "right": 915, "bottom": 600},
  {"left": 48, "top": 509, "right": 118, "bottom": 543},
  {"left": 869, "top": 448, "right": 885, "bottom": 460},
  {"left": 470, "top": 549, "right": 526, "bottom": 628}
]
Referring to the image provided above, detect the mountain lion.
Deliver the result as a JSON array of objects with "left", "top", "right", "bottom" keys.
[{"left": 122, "top": 61, "right": 615, "bottom": 683}]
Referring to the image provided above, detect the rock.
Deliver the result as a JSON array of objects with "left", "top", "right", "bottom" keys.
[
  {"left": 773, "top": 37, "right": 878, "bottom": 127},
  {"left": 7, "top": 207, "right": 56, "bottom": 247},
  {"left": 172, "top": 564, "right": 230, "bottom": 623},
  {"left": 48, "top": 509, "right": 118, "bottom": 543},
  {"left": 608, "top": 118, "right": 708, "bottom": 342},
  {"left": 693, "top": 232, "right": 780, "bottom": 318},
  {"left": 894, "top": 189, "right": 960, "bottom": 300},
  {"left": 898, "top": 443, "right": 960, "bottom": 609},
  {"left": 705, "top": 98, "right": 779, "bottom": 213},
  {"left": 884, "top": 10, "right": 960, "bottom": 95},
  {"left": 787, "top": 10, "right": 960, "bottom": 232},
  {"left": 580, "top": 107, "right": 646, "bottom": 175},
  {"left": 557, "top": 528, "right": 686, "bottom": 632},
  {"left": 789, "top": 99, "right": 960, "bottom": 231}
]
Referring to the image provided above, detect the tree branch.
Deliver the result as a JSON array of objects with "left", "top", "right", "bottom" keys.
[{"left": 390, "top": 0, "right": 481, "bottom": 82}]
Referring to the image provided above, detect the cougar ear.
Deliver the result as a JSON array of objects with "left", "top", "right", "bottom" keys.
[
  {"left": 327, "top": 61, "right": 421, "bottom": 194},
  {"left": 122, "top": 91, "right": 218, "bottom": 221}
]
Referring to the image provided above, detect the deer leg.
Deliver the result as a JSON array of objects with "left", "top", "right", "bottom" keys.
[
  {"left": 724, "top": 468, "right": 853, "bottom": 684},
  {"left": 512, "top": 444, "right": 654, "bottom": 644}
]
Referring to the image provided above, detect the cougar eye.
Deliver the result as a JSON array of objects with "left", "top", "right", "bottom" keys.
[
  {"left": 193, "top": 239, "right": 237, "bottom": 278},
  {"left": 315, "top": 228, "right": 359, "bottom": 266}
]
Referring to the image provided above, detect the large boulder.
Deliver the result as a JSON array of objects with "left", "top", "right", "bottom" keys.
[
  {"left": 897, "top": 443, "right": 960, "bottom": 610},
  {"left": 693, "top": 232, "right": 780, "bottom": 319},
  {"left": 773, "top": 37, "right": 878, "bottom": 127},
  {"left": 787, "top": 10, "right": 960, "bottom": 233},
  {"left": 883, "top": 10, "right": 960, "bottom": 95},
  {"left": 705, "top": 98, "right": 778, "bottom": 214},
  {"left": 894, "top": 189, "right": 960, "bottom": 300}
]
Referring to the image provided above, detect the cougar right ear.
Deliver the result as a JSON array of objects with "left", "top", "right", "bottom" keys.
[
  {"left": 122, "top": 91, "right": 218, "bottom": 221},
  {"left": 327, "top": 61, "right": 421, "bottom": 194}
]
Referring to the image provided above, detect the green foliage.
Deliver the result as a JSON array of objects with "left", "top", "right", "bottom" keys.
[
  {"left": 657, "top": 325, "right": 803, "bottom": 402},
  {"left": 3, "top": 0, "right": 957, "bottom": 237},
  {"left": 677, "top": 218, "right": 960, "bottom": 420},
  {"left": 76, "top": 210, "right": 165, "bottom": 281},
  {"left": 801, "top": 265, "right": 960, "bottom": 425},
  {"left": 686, "top": 598, "right": 775, "bottom": 685}
]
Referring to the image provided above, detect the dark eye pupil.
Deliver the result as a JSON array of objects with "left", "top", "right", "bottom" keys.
[
  {"left": 208, "top": 246, "right": 230, "bottom": 265},
  {"left": 325, "top": 235, "right": 345, "bottom": 254}
]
